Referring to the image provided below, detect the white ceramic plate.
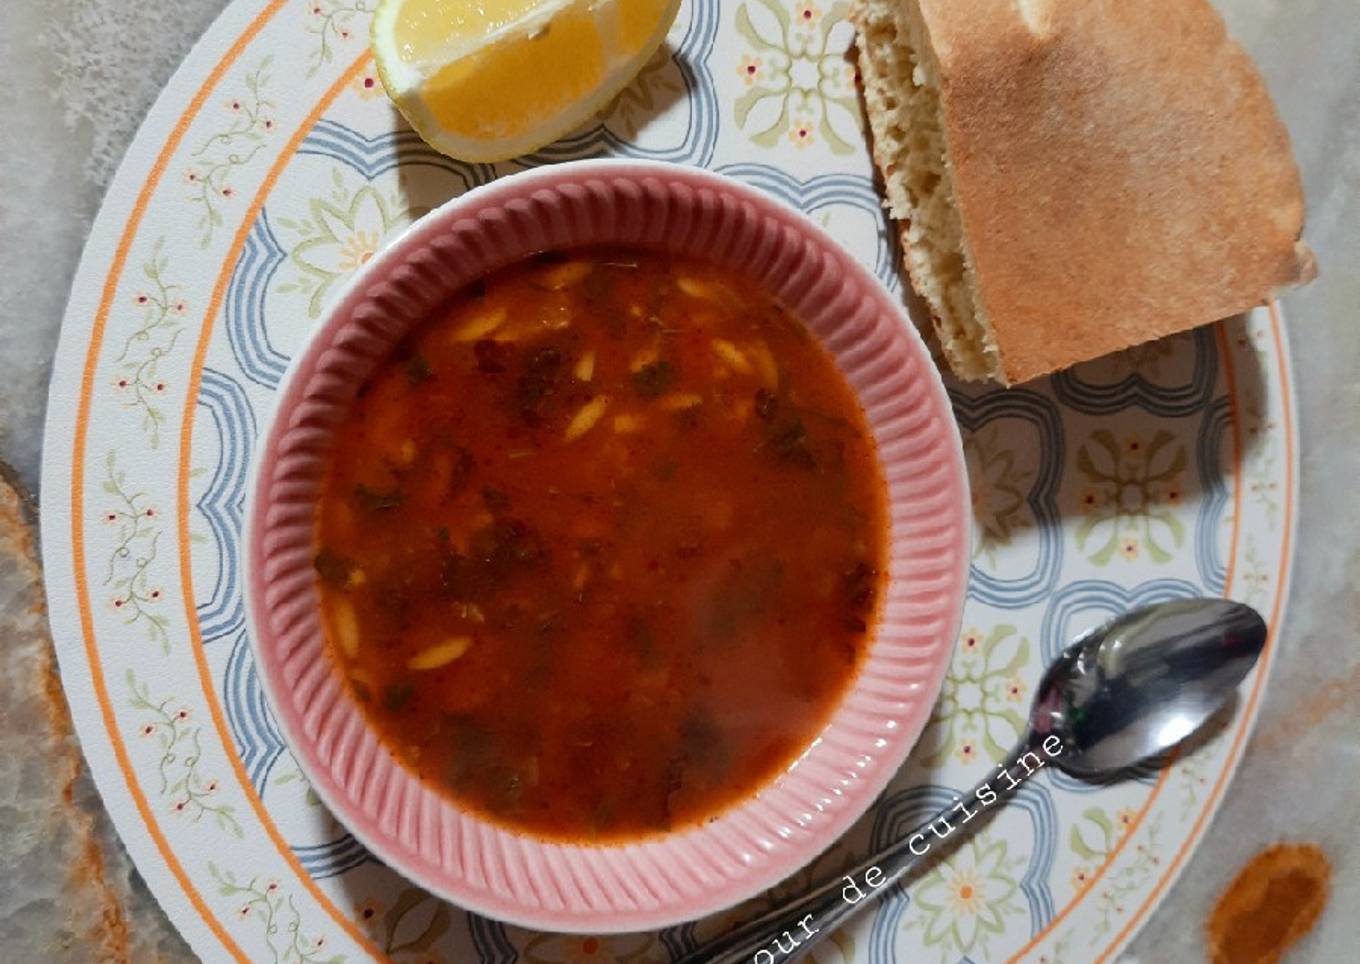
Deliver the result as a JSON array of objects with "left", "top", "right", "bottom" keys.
[{"left": 40, "top": 0, "right": 1296, "bottom": 960}]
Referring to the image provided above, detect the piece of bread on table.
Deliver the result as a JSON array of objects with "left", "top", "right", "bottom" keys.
[{"left": 849, "top": 0, "right": 1316, "bottom": 385}]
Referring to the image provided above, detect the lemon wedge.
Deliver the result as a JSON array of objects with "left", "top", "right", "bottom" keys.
[{"left": 372, "top": 0, "right": 682, "bottom": 162}]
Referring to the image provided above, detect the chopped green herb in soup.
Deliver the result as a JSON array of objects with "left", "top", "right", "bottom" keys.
[{"left": 315, "top": 247, "right": 887, "bottom": 840}]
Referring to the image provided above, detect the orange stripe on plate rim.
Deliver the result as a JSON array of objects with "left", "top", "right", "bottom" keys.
[
  {"left": 1006, "top": 314, "right": 1265, "bottom": 961},
  {"left": 1091, "top": 304, "right": 1295, "bottom": 962},
  {"left": 173, "top": 51, "right": 387, "bottom": 962},
  {"left": 69, "top": 2, "right": 290, "bottom": 960}
]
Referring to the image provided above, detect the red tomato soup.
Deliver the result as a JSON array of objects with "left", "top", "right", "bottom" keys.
[{"left": 314, "top": 248, "right": 887, "bottom": 841}]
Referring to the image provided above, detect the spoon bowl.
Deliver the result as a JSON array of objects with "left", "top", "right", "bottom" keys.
[{"left": 1033, "top": 599, "right": 1268, "bottom": 779}]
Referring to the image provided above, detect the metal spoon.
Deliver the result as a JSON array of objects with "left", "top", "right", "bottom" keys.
[{"left": 682, "top": 598, "right": 1267, "bottom": 964}]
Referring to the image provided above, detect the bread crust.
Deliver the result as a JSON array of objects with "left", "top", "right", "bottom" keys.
[{"left": 855, "top": 0, "right": 1313, "bottom": 384}]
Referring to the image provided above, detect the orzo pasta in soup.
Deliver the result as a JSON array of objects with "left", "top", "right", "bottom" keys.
[{"left": 314, "top": 247, "right": 886, "bottom": 840}]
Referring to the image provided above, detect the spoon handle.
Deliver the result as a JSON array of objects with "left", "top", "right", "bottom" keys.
[{"left": 678, "top": 739, "right": 1039, "bottom": 964}]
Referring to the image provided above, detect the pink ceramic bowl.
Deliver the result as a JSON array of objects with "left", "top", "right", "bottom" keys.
[{"left": 245, "top": 160, "right": 969, "bottom": 933}]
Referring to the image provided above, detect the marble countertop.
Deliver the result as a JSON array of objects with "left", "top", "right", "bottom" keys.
[{"left": 1, "top": 0, "right": 1356, "bottom": 960}]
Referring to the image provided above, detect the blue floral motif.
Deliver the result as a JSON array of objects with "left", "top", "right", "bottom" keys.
[{"left": 1050, "top": 327, "right": 1218, "bottom": 416}]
